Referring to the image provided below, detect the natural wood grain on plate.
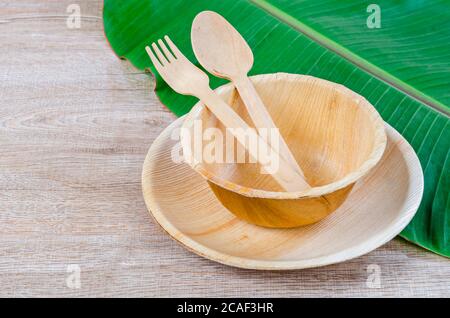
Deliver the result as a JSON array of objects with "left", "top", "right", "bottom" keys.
[
  {"left": 143, "top": 116, "right": 422, "bottom": 269},
  {"left": 0, "top": 0, "right": 449, "bottom": 297}
]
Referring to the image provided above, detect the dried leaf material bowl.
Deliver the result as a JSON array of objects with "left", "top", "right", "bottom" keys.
[
  {"left": 181, "top": 73, "right": 387, "bottom": 228},
  {"left": 142, "top": 117, "right": 423, "bottom": 270}
]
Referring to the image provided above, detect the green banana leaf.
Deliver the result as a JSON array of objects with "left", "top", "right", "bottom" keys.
[{"left": 103, "top": 0, "right": 450, "bottom": 257}]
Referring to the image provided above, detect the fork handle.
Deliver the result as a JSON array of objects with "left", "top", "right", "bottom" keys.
[
  {"left": 199, "top": 88, "right": 310, "bottom": 192},
  {"left": 234, "top": 76, "right": 308, "bottom": 180}
]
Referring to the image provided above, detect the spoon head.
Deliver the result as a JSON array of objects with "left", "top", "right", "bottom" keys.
[{"left": 191, "top": 11, "right": 254, "bottom": 79}]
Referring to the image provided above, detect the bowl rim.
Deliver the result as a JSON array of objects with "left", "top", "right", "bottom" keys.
[{"left": 180, "top": 73, "right": 387, "bottom": 200}]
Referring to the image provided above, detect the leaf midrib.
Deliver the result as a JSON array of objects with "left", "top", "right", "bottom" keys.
[{"left": 250, "top": 0, "right": 450, "bottom": 117}]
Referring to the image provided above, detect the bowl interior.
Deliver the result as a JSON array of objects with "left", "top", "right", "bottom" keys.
[{"left": 184, "top": 73, "right": 384, "bottom": 193}]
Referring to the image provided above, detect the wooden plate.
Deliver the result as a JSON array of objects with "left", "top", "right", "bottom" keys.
[{"left": 142, "top": 117, "right": 423, "bottom": 270}]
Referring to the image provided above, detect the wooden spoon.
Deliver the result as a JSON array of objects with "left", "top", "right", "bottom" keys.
[{"left": 191, "top": 11, "right": 310, "bottom": 186}]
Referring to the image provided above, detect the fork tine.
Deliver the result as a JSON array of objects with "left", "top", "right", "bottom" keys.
[
  {"left": 152, "top": 42, "right": 169, "bottom": 65},
  {"left": 145, "top": 46, "right": 165, "bottom": 75},
  {"left": 164, "top": 35, "right": 185, "bottom": 59},
  {"left": 158, "top": 39, "right": 175, "bottom": 62}
]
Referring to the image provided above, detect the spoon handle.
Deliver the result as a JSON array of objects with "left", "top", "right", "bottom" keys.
[
  {"left": 234, "top": 76, "right": 308, "bottom": 180},
  {"left": 199, "top": 88, "right": 310, "bottom": 191}
]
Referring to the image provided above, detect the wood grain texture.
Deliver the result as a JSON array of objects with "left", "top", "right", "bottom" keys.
[{"left": 0, "top": 0, "right": 449, "bottom": 297}]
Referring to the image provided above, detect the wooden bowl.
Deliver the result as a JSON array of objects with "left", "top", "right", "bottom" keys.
[
  {"left": 142, "top": 117, "right": 423, "bottom": 270},
  {"left": 181, "top": 73, "right": 387, "bottom": 228}
]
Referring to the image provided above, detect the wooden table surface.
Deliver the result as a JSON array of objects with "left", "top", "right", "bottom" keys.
[{"left": 1, "top": 0, "right": 449, "bottom": 297}]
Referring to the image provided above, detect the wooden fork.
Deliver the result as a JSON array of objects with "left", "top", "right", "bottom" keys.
[{"left": 145, "top": 36, "right": 310, "bottom": 191}]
